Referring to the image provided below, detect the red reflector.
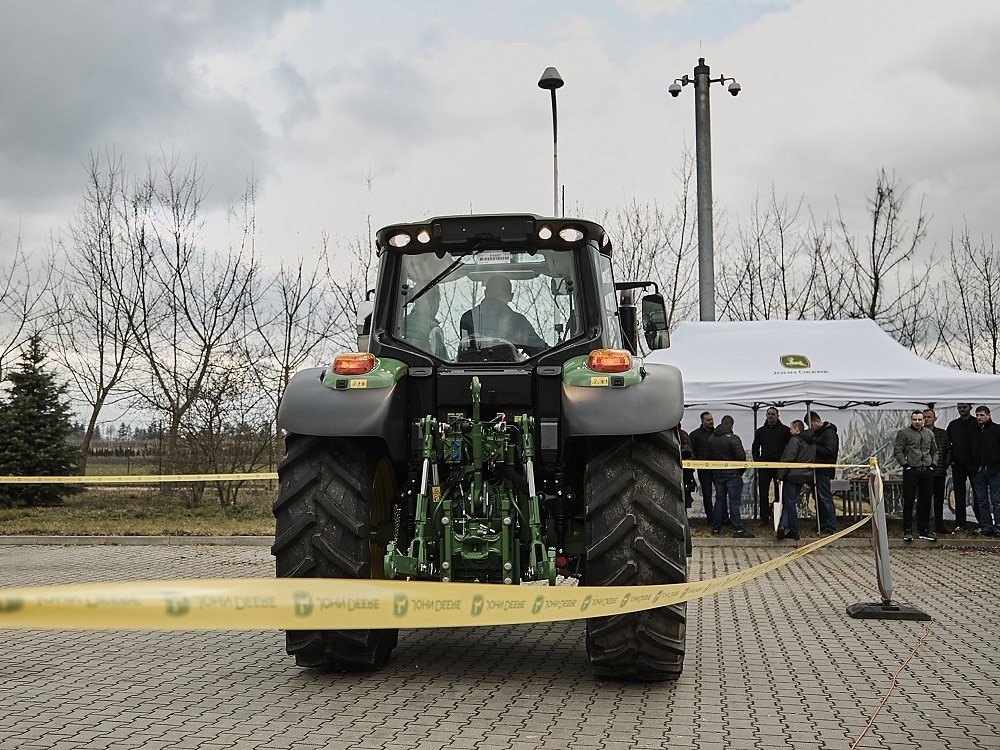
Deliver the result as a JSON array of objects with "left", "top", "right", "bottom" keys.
[
  {"left": 333, "top": 352, "right": 376, "bottom": 375},
  {"left": 556, "top": 555, "right": 568, "bottom": 568},
  {"left": 587, "top": 349, "right": 632, "bottom": 373}
]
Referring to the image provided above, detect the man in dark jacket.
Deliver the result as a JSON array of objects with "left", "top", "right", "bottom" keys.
[
  {"left": 688, "top": 411, "right": 717, "bottom": 525},
  {"left": 752, "top": 406, "right": 791, "bottom": 527},
  {"left": 947, "top": 403, "right": 980, "bottom": 531},
  {"left": 708, "top": 415, "right": 754, "bottom": 538},
  {"left": 893, "top": 410, "right": 938, "bottom": 542},
  {"left": 970, "top": 406, "right": 1000, "bottom": 537},
  {"left": 807, "top": 411, "right": 839, "bottom": 534},
  {"left": 460, "top": 275, "right": 548, "bottom": 356},
  {"left": 775, "top": 420, "right": 815, "bottom": 541},
  {"left": 923, "top": 409, "right": 951, "bottom": 534}
]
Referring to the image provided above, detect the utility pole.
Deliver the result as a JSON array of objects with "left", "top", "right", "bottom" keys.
[{"left": 670, "top": 58, "right": 741, "bottom": 321}]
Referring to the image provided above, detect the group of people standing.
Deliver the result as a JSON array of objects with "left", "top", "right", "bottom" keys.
[
  {"left": 682, "top": 402, "right": 1000, "bottom": 544},
  {"left": 683, "top": 407, "right": 839, "bottom": 539},
  {"left": 893, "top": 404, "right": 1000, "bottom": 542}
]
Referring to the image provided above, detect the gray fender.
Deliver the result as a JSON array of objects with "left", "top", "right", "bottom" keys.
[
  {"left": 277, "top": 367, "right": 406, "bottom": 461},
  {"left": 562, "top": 363, "right": 684, "bottom": 437}
]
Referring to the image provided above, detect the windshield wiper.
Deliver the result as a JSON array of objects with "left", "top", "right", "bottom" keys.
[{"left": 406, "top": 241, "right": 485, "bottom": 304}]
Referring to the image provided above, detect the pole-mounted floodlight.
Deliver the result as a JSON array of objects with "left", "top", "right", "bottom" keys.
[
  {"left": 538, "top": 66, "right": 564, "bottom": 217},
  {"left": 669, "top": 57, "right": 740, "bottom": 322}
]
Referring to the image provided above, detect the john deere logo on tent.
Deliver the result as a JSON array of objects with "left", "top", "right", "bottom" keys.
[{"left": 780, "top": 354, "right": 811, "bottom": 369}]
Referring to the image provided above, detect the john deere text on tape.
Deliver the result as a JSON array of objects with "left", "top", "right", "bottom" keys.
[{"left": 0, "top": 515, "right": 870, "bottom": 631}]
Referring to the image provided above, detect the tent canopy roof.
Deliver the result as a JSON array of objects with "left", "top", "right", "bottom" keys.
[{"left": 645, "top": 319, "right": 1000, "bottom": 410}]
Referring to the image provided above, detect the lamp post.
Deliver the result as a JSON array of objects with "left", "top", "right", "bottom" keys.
[
  {"left": 538, "top": 66, "right": 564, "bottom": 217},
  {"left": 669, "top": 58, "right": 740, "bottom": 321}
]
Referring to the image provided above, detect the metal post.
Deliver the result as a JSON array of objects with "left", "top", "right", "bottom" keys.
[
  {"left": 669, "top": 58, "right": 741, "bottom": 322},
  {"left": 538, "top": 67, "right": 564, "bottom": 218},
  {"left": 550, "top": 88, "right": 559, "bottom": 216},
  {"left": 693, "top": 58, "right": 715, "bottom": 322}
]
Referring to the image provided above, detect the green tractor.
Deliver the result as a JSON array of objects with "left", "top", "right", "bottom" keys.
[{"left": 272, "top": 214, "right": 688, "bottom": 680}]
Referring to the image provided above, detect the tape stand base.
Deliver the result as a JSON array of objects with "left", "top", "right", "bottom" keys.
[{"left": 846, "top": 601, "right": 931, "bottom": 621}]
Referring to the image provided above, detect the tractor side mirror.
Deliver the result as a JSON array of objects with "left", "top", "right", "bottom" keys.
[{"left": 641, "top": 293, "right": 669, "bottom": 350}]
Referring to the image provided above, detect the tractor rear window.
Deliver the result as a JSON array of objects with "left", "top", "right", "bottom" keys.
[{"left": 392, "top": 247, "right": 582, "bottom": 362}]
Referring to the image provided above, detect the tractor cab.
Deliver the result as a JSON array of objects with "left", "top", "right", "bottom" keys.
[{"left": 366, "top": 214, "right": 666, "bottom": 367}]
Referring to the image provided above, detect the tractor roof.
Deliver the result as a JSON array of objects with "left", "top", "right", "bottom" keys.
[{"left": 375, "top": 214, "right": 612, "bottom": 257}]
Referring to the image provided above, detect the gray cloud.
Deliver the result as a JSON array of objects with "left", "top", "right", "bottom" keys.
[{"left": 0, "top": 0, "right": 317, "bottom": 214}]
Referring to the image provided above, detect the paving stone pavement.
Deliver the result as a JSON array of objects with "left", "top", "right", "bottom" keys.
[{"left": 0, "top": 541, "right": 997, "bottom": 749}]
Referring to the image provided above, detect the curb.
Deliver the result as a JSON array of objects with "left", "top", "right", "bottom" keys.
[
  {"left": 0, "top": 535, "right": 273, "bottom": 546},
  {"left": 691, "top": 535, "right": 998, "bottom": 549}
]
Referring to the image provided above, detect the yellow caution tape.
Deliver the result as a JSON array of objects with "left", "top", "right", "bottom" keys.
[
  {"left": 0, "top": 515, "right": 870, "bottom": 630},
  {"left": 0, "top": 462, "right": 871, "bottom": 483},
  {"left": 684, "top": 460, "right": 869, "bottom": 471},
  {"left": 0, "top": 473, "right": 278, "bottom": 484}
]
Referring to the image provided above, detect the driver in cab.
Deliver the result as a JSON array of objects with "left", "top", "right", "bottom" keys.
[{"left": 460, "top": 275, "right": 548, "bottom": 356}]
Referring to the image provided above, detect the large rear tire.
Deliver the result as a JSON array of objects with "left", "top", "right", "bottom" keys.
[
  {"left": 584, "top": 431, "right": 688, "bottom": 681},
  {"left": 272, "top": 434, "right": 398, "bottom": 670}
]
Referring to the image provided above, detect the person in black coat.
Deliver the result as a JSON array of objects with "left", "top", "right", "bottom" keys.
[
  {"left": 775, "top": 420, "right": 815, "bottom": 541},
  {"left": 688, "top": 411, "right": 718, "bottom": 525},
  {"left": 947, "top": 403, "right": 981, "bottom": 531},
  {"left": 923, "top": 408, "right": 951, "bottom": 534},
  {"left": 970, "top": 406, "right": 1000, "bottom": 536},
  {"left": 751, "top": 406, "right": 791, "bottom": 527},
  {"left": 807, "top": 411, "right": 839, "bottom": 534},
  {"left": 707, "top": 415, "right": 754, "bottom": 538}
]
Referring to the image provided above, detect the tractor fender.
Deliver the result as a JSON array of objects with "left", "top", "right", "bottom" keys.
[
  {"left": 561, "top": 362, "right": 684, "bottom": 437},
  {"left": 277, "top": 367, "right": 406, "bottom": 461}
]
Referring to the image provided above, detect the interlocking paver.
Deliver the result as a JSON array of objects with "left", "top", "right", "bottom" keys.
[{"left": 1, "top": 542, "right": 998, "bottom": 749}]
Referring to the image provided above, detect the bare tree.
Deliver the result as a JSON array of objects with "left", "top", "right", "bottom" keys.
[
  {"left": 326, "top": 220, "right": 380, "bottom": 351},
  {"left": 51, "top": 149, "right": 143, "bottom": 467},
  {"left": 177, "top": 364, "right": 273, "bottom": 506},
  {"left": 715, "top": 170, "right": 933, "bottom": 343},
  {"left": 717, "top": 187, "right": 815, "bottom": 321},
  {"left": 129, "top": 152, "right": 259, "bottom": 477},
  {"left": 0, "top": 232, "right": 50, "bottom": 376},
  {"left": 243, "top": 246, "right": 339, "bottom": 427},
  {"left": 832, "top": 169, "right": 932, "bottom": 346},
  {"left": 801, "top": 214, "right": 844, "bottom": 321},
  {"left": 605, "top": 150, "right": 699, "bottom": 332},
  {"left": 933, "top": 225, "right": 1000, "bottom": 373}
]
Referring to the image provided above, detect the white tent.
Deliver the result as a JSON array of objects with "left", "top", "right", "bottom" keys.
[{"left": 645, "top": 319, "right": 1000, "bottom": 409}]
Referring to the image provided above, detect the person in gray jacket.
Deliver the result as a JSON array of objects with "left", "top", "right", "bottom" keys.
[
  {"left": 893, "top": 410, "right": 938, "bottom": 542},
  {"left": 775, "top": 420, "right": 815, "bottom": 541}
]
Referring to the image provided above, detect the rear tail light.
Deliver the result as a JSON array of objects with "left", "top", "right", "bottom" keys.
[
  {"left": 333, "top": 352, "right": 376, "bottom": 375},
  {"left": 587, "top": 349, "right": 632, "bottom": 373}
]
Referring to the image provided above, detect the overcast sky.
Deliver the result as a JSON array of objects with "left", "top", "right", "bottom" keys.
[{"left": 2, "top": 0, "right": 998, "bottom": 270}]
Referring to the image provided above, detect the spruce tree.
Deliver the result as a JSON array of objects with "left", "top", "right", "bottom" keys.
[{"left": 0, "top": 334, "right": 81, "bottom": 507}]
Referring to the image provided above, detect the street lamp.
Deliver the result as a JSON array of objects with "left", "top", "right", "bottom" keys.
[
  {"left": 670, "top": 57, "right": 740, "bottom": 321},
  {"left": 538, "top": 66, "right": 564, "bottom": 217}
]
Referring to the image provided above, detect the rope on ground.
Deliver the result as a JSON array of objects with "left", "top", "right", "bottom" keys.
[{"left": 850, "top": 618, "right": 935, "bottom": 749}]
